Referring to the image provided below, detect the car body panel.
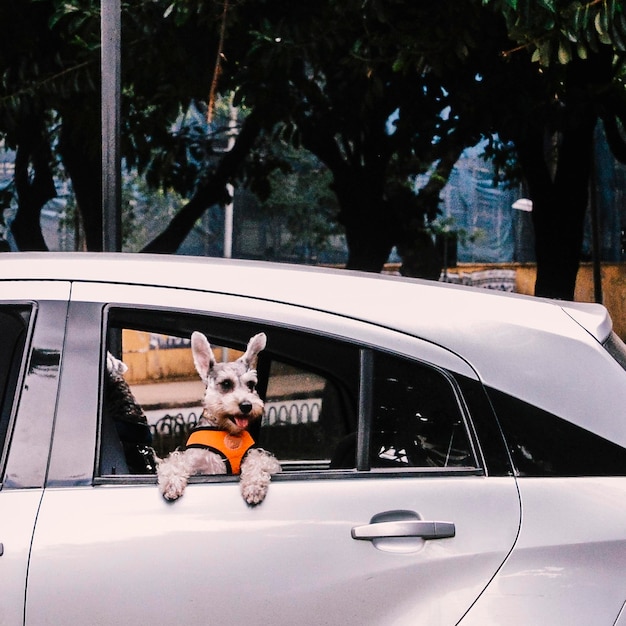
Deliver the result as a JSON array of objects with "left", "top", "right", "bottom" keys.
[
  {"left": 0, "top": 490, "right": 44, "bottom": 626},
  {"left": 459, "top": 477, "right": 626, "bottom": 625},
  {"left": 0, "top": 284, "right": 69, "bottom": 625},
  {"left": 0, "top": 280, "right": 72, "bottom": 303},
  {"left": 615, "top": 601, "right": 626, "bottom": 625},
  {"left": 23, "top": 275, "right": 522, "bottom": 625},
  {"left": 27, "top": 476, "right": 520, "bottom": 626}
]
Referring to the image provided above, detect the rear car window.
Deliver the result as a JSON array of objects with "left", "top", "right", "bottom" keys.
[{"left": 489, "top": 388, "right": 626, "bottom": 476}]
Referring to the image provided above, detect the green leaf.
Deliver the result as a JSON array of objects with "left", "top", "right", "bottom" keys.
[
  {"left": 600, "top": 1, "right": 611, "bottom": 33},
  {"left": 595, "top": 11, "right": 607, "bottom": 36},
  {"left": 533, "top": 0, "right": 554, "bottom": 16},
  {"left": 610, "top": 19, "right": 626, "bottom": 50},
  {"left": 558, "top": 39, "right": 571, "bottom": 64},
  {"left": 392, "top": 58, "right": 404, "bottom": 72},
  {"left": 561, "top": 28, "right": 578, "bottom": 43},
  {"left": 538, "top": 40, "right": 552, "bottom": 66},
  {"left": 572, "top": 2, "right": 583, "bottom": 30}
]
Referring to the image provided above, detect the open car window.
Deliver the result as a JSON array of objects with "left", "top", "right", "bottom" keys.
[
  {"left": 101, "top": 309, "right": 359, "bottom": 475},
  {"left": 100, "top": 308, "right": 477, "bottom": 477}
]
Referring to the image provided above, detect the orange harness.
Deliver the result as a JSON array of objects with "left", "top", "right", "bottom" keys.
[{"left": 185, "top": 427, "right": 255, "bottom": 474}]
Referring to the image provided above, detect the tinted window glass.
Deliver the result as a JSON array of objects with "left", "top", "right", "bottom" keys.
[
  {"left": 604, "top": 332, "right": 626, "bottom": 372},
  {"left": 0, "top": 306, "right": 31, "bottom": 456},
  {"left": 454, "top": 375, "right": 512, "bottom": 476},
  {"left": 370, "top": 352, "right": 476, "bottom": 469},
  {"left": 489, "top": 389, "right": 626, "bottom": 476},
  {"left": 260, "top": 359, "right": 354, "bottom": 467}
]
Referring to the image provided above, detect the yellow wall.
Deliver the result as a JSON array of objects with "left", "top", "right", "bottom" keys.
[
  {"left": 441, "top": 262, "right": 626, "bottom": 340},
  {"left": 121, "top": 330, "right": 240, "bottom": 385},
  {"left": 122, "top": 330, "right": 197, "bottom": 384}
]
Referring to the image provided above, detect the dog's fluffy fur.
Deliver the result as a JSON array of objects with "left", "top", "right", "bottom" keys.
[
  {"left": 104, "top": 352, "right": 156, "bottom": 474},
  {"left": 156, "top": 331, "right": 281, "bottom": 505}
]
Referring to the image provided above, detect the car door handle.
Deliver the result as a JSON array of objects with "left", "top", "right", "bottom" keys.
[{"left": 351, "top": 520, "right": 455, "bottom": 541}]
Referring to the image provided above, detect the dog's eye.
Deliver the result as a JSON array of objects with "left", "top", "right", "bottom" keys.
[
  {"left": 220, "top": 379, "right": 233, "bottom": 391},
  {"left": 247, "top": 381, "right": 256, "bottom": 391}
]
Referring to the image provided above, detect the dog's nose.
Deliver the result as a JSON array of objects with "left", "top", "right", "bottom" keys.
[{"left": 239, "top": 401, "right": 252, "bottom": 414}]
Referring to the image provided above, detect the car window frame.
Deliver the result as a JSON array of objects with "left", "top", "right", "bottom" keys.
[
  {"left": 3, "top": 296, "right": 70, "bottom": 490},
  {"left": 49, "top": 282, "right": 509, "bottom": 487},
  {"left": 365, "top": 347, "right": 482, "bottom": 473},
  {"left": 0, "top": 303, "right": 33, "bottom": 435},
  {"left": 99, "top": 306, "right": 485, "bottom": 482}
]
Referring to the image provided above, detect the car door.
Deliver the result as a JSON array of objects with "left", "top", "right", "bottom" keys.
[
  {"left": 26, "top": 282, "right": 521, "bottom": 626},
  {"left": 0, "top": 283, "right": 69, "bottom": 626}
]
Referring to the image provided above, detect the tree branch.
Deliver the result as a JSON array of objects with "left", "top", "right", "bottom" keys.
[
  {"left": 141, "top": 107, "right": 263, "bottom": 253},
  {"left": 10, "top": 119, "right": 56, "bottom": 251}
]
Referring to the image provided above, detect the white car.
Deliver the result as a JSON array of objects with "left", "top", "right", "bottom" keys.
[{"left": 1, "top": 252, "right": 626, "bottom": 626}]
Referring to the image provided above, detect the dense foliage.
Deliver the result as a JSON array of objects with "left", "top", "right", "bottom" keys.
[{"left": 1, "top": 0, "right": 626, "bottom": 298}]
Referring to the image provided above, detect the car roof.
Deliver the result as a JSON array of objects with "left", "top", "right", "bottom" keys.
[
  {"left": 2, "top": 252, "right": 624, "bottom": 445},
  {"left": 0, "top": 251, "right": 611, "bottom": 340}
]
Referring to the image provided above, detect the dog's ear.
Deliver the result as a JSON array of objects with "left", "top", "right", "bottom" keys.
[
  {"left": 240, "top": 332, "right": 266, "bottom": 369},
  {"left": 191, "top": 331, "right": 216, "bottom": 384},
  {"left": 106, "top": 351, "right": 128, "bottom": 376}
]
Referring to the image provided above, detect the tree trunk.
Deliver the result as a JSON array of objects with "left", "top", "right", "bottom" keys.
[
  {"left": 141, "top": 184, "right": 223, "bottom": 253},
  {"left": 396, "top": 143, "right": 466, "bottom": 280},
  {"left": 516, "top": 109, "right": 597, "bottom": 300},
  {"left": 58, "top": 110, "right": 103, "bottom": 251},
  {"left": 397, "top": 227, "right": 442, "bottom": 279},
  {"left": 10, "top": 119, "right": 56, "bottom": 251},
  {"left": 343, "top": 221, "right": 394, "bottom": 272},
  {"left": 142, "top": 108, "right": 263, "bottom": 254},
  {"left": 332, "top": 171, "right": 394, "bottom": 272}
]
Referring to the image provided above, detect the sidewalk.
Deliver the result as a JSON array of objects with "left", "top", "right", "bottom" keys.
[{"left": 130, "top": 379, "right": 204, "bottom": 410}]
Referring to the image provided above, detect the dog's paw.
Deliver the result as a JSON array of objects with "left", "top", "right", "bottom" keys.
[
  {"left": 239, "top": 449, "right": 279, "bottom": 505},
  {"left": 159, "top": 475, "right": 188, "bottom": 501},
  {"left": 240, "top": 479, "right": 269, "bottom": 506},
  {"left": 157, "top": 463, "right": 189, "bottom": 501}
]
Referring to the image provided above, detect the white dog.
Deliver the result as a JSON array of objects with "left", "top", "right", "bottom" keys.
[{"left": 156, "top": 331, "right": 281, "bottom": 505}]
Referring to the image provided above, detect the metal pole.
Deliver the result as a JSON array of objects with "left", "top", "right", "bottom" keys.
[
  {"left": 223, "top": 103, "right": 237, "bottom": 258},
  {"left": 590, "top": 147, "right": 603, "bottom": 304},
  {"left": 101, "top": 0, "right": 122, "bottom": 252},
  {"left": 224, "top": 184, "right": 233, "bottom": 258}
]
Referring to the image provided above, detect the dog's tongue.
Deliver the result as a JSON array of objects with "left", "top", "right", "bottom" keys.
[{"left": 235, "top": 417, "right": 249, "bottom": 430}]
